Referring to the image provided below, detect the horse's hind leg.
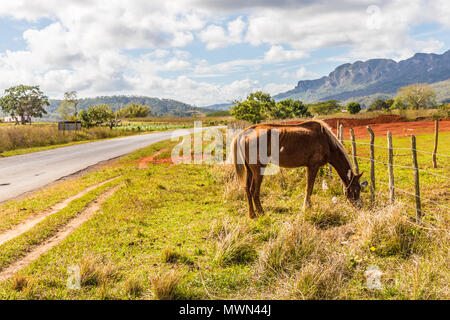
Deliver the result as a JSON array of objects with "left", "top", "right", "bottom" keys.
[
  {"left": 245, "top": 167, "right": 256, "bottom": 219},
  {"left": 250, "top": 167, "right": 264, "bottom": 215},
  {"left": 303, "top": 166, "right": 319, "bottom": 211}
]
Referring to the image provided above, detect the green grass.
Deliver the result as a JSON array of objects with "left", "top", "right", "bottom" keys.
[{"left": 0, "top": 131, "right": 447, "bottom": 299}]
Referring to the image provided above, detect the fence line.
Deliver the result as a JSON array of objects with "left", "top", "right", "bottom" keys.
[
  {"left": 375, "top": 178, "right": 449, "bottom": 210},
  {"left": 353, "top": 155, "right": 450, "bottom": 180},
  {"left": 343, "top": 139, "right": 450, "bottom": 158}
]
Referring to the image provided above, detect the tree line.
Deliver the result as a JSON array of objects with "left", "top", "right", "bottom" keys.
[
  {"left": 231, "top": 83, "right": 449, "bottom": 124},
  {"left": 0, "top": 85, "right": 151, "bottom": 126}
]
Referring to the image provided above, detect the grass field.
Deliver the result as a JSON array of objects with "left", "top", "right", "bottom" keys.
[
  {"left": 0, "top": 117, "right": 230, "bottom": 157},
  {"left": 0, "top": 130, "right": 448, "bottom": 299}
]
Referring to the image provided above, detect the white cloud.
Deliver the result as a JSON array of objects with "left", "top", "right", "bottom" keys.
[
  {"left": 264, "top": 45, "right": 308, "bottom": 63},
  {"left": 199, "top": 16, "right": 246, "bottom": 49},
  {"left": 0, "top": 0, "right": 449, "bottom": 106},
  {"left": 281, "top": 66, "right": 317, "bottom": 80}
]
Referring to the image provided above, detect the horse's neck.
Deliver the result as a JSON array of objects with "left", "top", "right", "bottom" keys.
[{"left": 329, "top": 148, "right": 351, "bottom": 186}]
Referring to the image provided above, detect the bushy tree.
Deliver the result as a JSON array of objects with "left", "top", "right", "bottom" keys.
[
  {"left": 368, "top": 99, "right": 389, "bottom": 111},
  {"left": 307, "top": 100, "right": 341, "bottom": 115},
  {"left": 397, "top": 83, "right": 436, "bottom": 110},
  {"left": 231, "top": 91, "right": 275, "bottom": 124},
  {"left": 118, "top": 102, "right": 151, "bottom": 118},
  {"left": 0, "top": 85, "right": 49, "bottom": 124},
  {"left": 346, "top": 102, "right": 361, "bottom": 114},
  {"left": 79, "top": 104, "right": 114, "bottom": 128},
  {"left": 390, "top": 97, "right": 407, "bottom": 110},
  {"left": 266, "top": 99, "right": 310, "bottom": 119}
]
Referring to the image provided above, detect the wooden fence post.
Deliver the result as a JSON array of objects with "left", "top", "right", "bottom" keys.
[
  {"left": 387, "top": 131, "right": 394, "bottom": 204},
  {"left": 350, "top": 128, "right": 359, "bottom": 175},
  {"left": 432, "top": 119, "right": 439, "bottom": 168},
  {"left": 411, "top": 135, "right": 422, "bottom": 220},
  {"left": 367, "top": 126, "right": 375, "bottom": 204},
  {"left": 339, "top": 123, "right": 344, "bottom": 144}
]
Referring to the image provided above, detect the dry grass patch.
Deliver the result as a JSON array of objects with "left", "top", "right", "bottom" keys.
[
  {"left": 11, "top": 274, "right": 31, "bottom": 292},
  {"left": 304, "top": 201, "right": 355, "bottom": 229},
  {"left": 213, "top": 222, "right": 257, "bottom": 266},
  {"left": 124, "top": 275, "right": 145, "bottom": 298},
  {"left": 150, "top": 270, "right": 184, "bottom": 300},
  {"left": 79, "top": 255, "right": 120, "bottom": 287},
  {"left": 161, "top": 247, "right": 193, "bottom": 265},
  {"left": 356, "top": 204, "right": 428, "bottom": 257},
  {"left": 258, "top": 220, "right": 322, "bottom": 277}
]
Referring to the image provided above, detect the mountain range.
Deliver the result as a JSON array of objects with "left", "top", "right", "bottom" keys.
[
  {"left": 45, "top": 96, "right": 215, "bottom": 120},
  {"left": 273, "top": 50, "right": 450, "bottom": 106}
]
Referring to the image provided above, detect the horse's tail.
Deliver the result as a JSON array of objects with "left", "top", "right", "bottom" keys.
[{"left": 231, "top": 132, "right": 247, "bottom": 187}]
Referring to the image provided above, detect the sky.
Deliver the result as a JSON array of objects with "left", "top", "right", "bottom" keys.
[{"left": 0, "top": 0, "right": 449, "bottom": 107}]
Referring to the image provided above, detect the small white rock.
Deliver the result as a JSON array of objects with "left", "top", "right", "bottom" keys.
[
  {"left": 332, "top": 196, "right": 338, "bottom": 204},
  {"left": 322, "top": 179, "right": 329, "bottom": 191}
]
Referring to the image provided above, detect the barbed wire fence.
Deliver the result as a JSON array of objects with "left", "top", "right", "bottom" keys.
[{"left": 336, "top": 119, "right": 449, "bottom": 224}]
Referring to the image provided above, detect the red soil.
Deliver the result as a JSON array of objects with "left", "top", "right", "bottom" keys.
[
  {"left": 287, "top": 115, "right": 449, "bottom": 139},
  {"left": 136, "top": 152, "right": 210, "bottom": 168},
  {"left": 323, "top": 116, "right": 450, "bottom": 139}
]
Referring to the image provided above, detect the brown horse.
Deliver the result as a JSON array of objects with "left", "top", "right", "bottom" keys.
[{"left": 232, "top": 120, "right": 363, "bottom": 218}]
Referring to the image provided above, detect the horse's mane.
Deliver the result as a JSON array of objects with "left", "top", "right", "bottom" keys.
[{"left": 313, "top": 120, "right": 353, "bottom": 173}]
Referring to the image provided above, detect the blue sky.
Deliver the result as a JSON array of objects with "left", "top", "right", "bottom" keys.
[{"left": 0, "top": 1, "right": 449, "bottom": 106}]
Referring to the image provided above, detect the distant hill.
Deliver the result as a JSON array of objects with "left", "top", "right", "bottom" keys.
[
  {"left": 46, "top": 95, "right": 215, "bottom": 120},
  {"left": 201, "top": 103, "right": 233, "bottom": 111},
  {"left": 274, "top": 50, "right": 450, "bottom": 107}
]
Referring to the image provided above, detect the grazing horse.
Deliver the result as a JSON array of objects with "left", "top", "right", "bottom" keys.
[{"left": 232, "top": 120, "right": 363, "bottom": 219}]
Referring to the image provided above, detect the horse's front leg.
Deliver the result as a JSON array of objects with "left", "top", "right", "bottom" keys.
[{"left": 303, "top": 166, "right": 319, "bottom": 211}]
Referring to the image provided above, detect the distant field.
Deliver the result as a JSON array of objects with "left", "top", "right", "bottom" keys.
[
  {"left": 0, "top": 128, "right": 447, "bottom": 300},
  {"left": 0, "top": 117, "right": 230, "bottom": 157}
]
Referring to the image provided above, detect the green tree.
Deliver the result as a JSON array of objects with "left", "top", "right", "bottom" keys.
[
  {"left": 268, "top": 99, "right": 310, "bottom": 119},
  {"left": 346, "top": 102, "right": 361, "bottom": 114},
  {"left": 118, "top": 103, "right": 151, "bottom": 118},
  {"left": 397, "top": 83, "right": 436, "bottom": 110},
  {"left": 231, "top": 91, "right": 275, "bottom": 124},
  {"left": 307, "top": 100, "right": 341, "bottom": 115},
  {"left": 0, "top": 85, "right": 48, "bottom": 124},
  {"left": 368, "top": 99, "right": 388, "bottom": 111},
  {"left": 390, "top": 97, "right": 407, "bottom": 110},
  {"left": 385, "top": 98, "right": 395, "bottom": 109},
  {"left": 57, "top": 91, "right": 79, "bottom": 120},
  {"left": 79, "top": 104, "right": 114, "bottom": 128}
]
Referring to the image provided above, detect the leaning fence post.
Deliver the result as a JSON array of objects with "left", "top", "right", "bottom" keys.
[
  {"left": 432, "top": 119, "right": 439, "bottom": 168},
  {"left": 339, "top": 123, "right": 344, "bottom": 144},
  {"left": 367, "top": 126, "right": 375, "bottom": 204},
  {"left": 387, "top": 131, "right": 395, "bottom": 204},
  {"left": 411, "top": 135, "right": 422, "bottom": 220},
  {"left": 350, "top": 128, "right": 359, "bottom": 175}
]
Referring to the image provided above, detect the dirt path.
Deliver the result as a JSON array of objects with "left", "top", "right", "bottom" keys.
[
  {"left": 136, "top": 148, "right": 171, "bottom": 168},
  {"left": 0, "top": 176, "right": 119, "bottom": 246},
  {"left": 0, "top": 184, "right": 122, "bottom": 281}
]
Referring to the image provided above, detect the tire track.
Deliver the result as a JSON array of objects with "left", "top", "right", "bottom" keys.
[
  {"left": 0, "top": 184, "right": 122, "bottom": 281},
  {"left": 0, "top": 176, "right": 119, "bottom": 246}
]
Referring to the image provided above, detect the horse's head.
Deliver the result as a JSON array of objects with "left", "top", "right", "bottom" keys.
[{"left": 344, "top": 171, "right": 364, "bottom": 207}]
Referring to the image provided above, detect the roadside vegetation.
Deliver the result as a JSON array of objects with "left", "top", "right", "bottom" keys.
[{"left": 0, "top": 130, "right": 447, "bottom": 299}]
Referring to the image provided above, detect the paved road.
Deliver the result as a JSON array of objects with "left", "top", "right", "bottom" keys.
[{"left": 0, "top": 128, "right": 207, "bottom": 203}]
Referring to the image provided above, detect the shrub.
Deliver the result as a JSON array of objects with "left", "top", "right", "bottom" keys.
[
  {"left": 213, "top": 223, "right": 257, "bottom": 266},
  {"left": 347, "top": 102, "right": 361, "bottom": 114},
  {"left": 150, "top": 270, "right": 183, "bottom": 300},
  {"left": 258, "top": 221, "right": 321, "bottom": 276}
]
